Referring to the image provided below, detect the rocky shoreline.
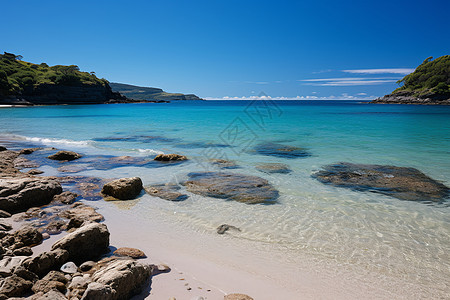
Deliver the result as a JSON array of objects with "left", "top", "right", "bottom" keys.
[
  {"left": 371, "top": 91, "right": 450, "bottom": 105},
  {"left": 0, "top": 146, "right": 253, "bottom": 299}
]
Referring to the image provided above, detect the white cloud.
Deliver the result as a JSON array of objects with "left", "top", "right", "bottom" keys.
[
  {"left": 299, "top": 77, "right": 399, "bottom": 86},
  {"left": 342, "top": 68, "right": 415, "bottom": 75},
  {"left": 357, "top": 92, "right": 367, "bottom": 95},
  {"left": 205, "top": 93, "right": 377, "bottom": 101}
]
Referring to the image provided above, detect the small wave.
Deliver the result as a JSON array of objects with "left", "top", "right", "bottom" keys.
[
  {"left": 135, "top": 148, "right": 164, "bottom": 155},
  {"left": 24, "top": 136, "right": 91, "bottom": 146}
]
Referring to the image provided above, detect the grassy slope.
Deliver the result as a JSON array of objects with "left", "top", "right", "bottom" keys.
[
  {"left": 0, "top": 53, "right": 108, "bottom": 97},
  {"left": 109, "top": 82, "right": 202, "bottom": 101},
  {"left": 393, "top": 55, "right": 450, "bottom": 98}
]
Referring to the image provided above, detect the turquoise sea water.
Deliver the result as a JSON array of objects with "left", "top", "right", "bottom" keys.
[{"left": 1, "top": 101, "right": 449, "bottom": 296}]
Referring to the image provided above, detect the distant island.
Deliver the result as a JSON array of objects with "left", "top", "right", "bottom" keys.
[
  {"left": 0, "top": 52, "right": 201, "bottom": 105},
  {"left": 372, "top": 55, "right": 449, "bottom": 105},
  {"left": 110, "top": 83, "right": 202, "bottom": 101}
]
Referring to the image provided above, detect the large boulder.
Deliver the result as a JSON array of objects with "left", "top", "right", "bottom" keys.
[
  {"left": 184, "top": 172, "right": 279, "bottom": 204},
  {"left": 51, "top": 223, "right": 110, "bottom": 264},
  {"left": 313, "top": 163, "right": 450, "bottom": 202},
  {"left": 0, "top": 275, "right": 33, "bottom": 297},
  {"left": 101, "top": 177, "right": 143, "bottom": 200},
  {"left": 0, "top": 177, "right": 62, "bottom": 213},
  {"left": 22, "top": 249, "right": 69, "bottom": 278},
  {"left": 82, "top": 257, "right": 151, "bottom": 300},
  {"left": 48, "top": 151, "right": 82, "bottom": 161}
]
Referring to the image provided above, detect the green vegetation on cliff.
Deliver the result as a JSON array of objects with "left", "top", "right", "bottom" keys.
[
  {"left": 0, "top": 52, "right": 108, "bottom": 97},
  {"left": 394, "top": 55, "right": 450, "bottom": 97}
]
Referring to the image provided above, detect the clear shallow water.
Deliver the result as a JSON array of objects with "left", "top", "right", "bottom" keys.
[{"left": 1, "top": 101, "right": 450, "bottom": 295}]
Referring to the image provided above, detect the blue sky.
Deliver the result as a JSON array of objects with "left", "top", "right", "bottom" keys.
[{"left": 2, "top": 0, "right": 449, "bottom": 99}]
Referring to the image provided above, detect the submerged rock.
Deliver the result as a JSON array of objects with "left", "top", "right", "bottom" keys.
[
  {"left": 154, "top": 153, "right": 187, "bottom": 162},
  {"left": 144, "top": 184, "right": 188, "bottom": 201},
  {"left": 252, "top": 142, "right": 310, "bottom": 159},
  {"left": 101, "top": 177, "right": 143, "bottom": 200},
  {"left": 210, "top": 159, "right": 239, "bottom": 169},
  {"left": 48, "top": 151, "right": 82, "bottom": 161},
  {"left": 0, "top": 176, "right": 62, "bottom": 213},
  {"left": 313, "top": 163, "right": 449, "bottom": 202},
  {"left": 217, "top": 224, "right": 241, "bottom": 234},
  {"left": 255, "top": 163, "right": 291, "bottom": 174},
  {"left": 184, "top": 172, "right": 279, "bottom": 204},
  {"left": 20, "top": 148, "right": 41, "bottom": 155},
  {"left": 53, "top": 191, "right": 78, "bottom": 205}
]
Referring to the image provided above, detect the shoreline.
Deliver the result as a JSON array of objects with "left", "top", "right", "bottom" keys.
[{"left": 0, "top": 137, "right": 449, "bottom": 299}]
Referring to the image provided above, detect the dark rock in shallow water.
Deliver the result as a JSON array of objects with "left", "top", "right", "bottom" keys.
[
  {"left": 48, "top": 151, "right": 82, "bottom": 161},
  {"left": 0, "top": 146, "right": 6, "bottom": 152},
  {"left": 313, "top": 163, "right": 449, "bottom": 202},
  {"left": 20, "top": 148, "right": 41, "bottom": 155},
  {"left": 53, "top": 191, "right": 78, "bottom": 204},
  {"left": 58, "top": 175, "right": 106, "bottom": 201},
  {"left": 252, "top": 142, "right": 310, "bottom": 159},
  {"left": 184, "top": 172, "right": 279, "bottom": 204},
  {"left": 154, "top": 153, "right": 188, "bottom": 162},
  {"left": 210, "top": 159, "right": 239, "bottom": 169},
  {"left": 27, "top": 169, "right": 44, "bottom": 175},
  {"left": 256, "top": 163, "right": 291, "bottom": 174},
  {"left": 217, "top": 224, "right": 241, "bottom": 234},
  {"left": 101, "top": 177, "right": 143, "bottom": 200},
  {"left": 144, "top": 184, "right": 188, "bottom": 201}
]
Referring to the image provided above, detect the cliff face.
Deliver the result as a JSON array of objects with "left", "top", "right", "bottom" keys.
[
  {"left": 110, "top": 82, "right": 202, "bottom": 101},
  {"left": 1, "top": 82, "right": 126, "bottom": 105}
]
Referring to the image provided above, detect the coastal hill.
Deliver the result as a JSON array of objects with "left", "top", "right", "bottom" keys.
[
  {"left": 0, "top": 52, "right": 201, "bottom": 105},
  {"left": 109, "top": 82, "right": 202, "bottom": 101},
  {"left": 372, "top": 55, "right": 450, "bottom": 105}
]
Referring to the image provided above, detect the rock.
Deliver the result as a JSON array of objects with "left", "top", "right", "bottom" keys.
[
  {"left": 57, "top": 164, "right": 89, "bottom": 173},
  {"left": 20, "top": 148, "right": 41, "bottom": 155},
  {"left": 35, "top": 290, "right": 67, "bottom": 300},
  {"left": 79, "top": 261, "right": 95, "bottom": 272},
  {"left": 32, "top": 271, "right": 67, "bottom": 293},
  {"left": 67, "top": 275, "right": 91, "bottom": 299},
  {"left": 0, "top": 274, "right": 33, "bottom": 297},
  {"left": 0, "top": 147, "right": 6, "bottom": 152},
  {"left": 60, "top": 262, "right": 78, "bottom": 274},
  {"left": 57, "top": 176, "right": 105, "bottom": 201},
  {"left": 14, "top": 225, "right": 43, "bottom": 246},
  {"left": 150, "top": 264, "right": 171, "bottom": 275},
  {"left": 51, "top": 223, "right": 110, "bottom": 264},
  {"left": 88, "top": 257, "right": 151, "bottom": 300},
  {"left": 48, "top": 151, "right": 82, "bottom": 161},
  {"left": 0, "top": 220, "right": 11, "bottom": 231},
  {"left": 27, "top": 169, "right": 44, "bottom": 175},
  {"left": 113, "top": 247, "right": 146, "bottom": 259},
  {"left": 60, "top": 203, "right": 104, "bottom": 227},
  {"left": 42, "top": 233, "right": 50, "bottom": 240},
  {"left": 255, "top": 163, "right": 291, "bottom": 174},
  {"left": 217, "top": 224, "right": 241, "bottom": 235},
  {"left": 0, "top": 176, "right": 62, "bottom": 213},
  {"left": 210, "top": 159, "right": 238, "bottom": 169},
  {"left": 252, "top": 142, "right": 310, "bottom": 159},
  {"left": 224, "top": 294, "right": 254, "bottom": 300},
  {"left": 13, "top": 266, "right": 39, "bottom": 282},
  {"left": 44, "top": 219, "right": 67, "bottom": 235},
  {"left": 184, "top": 172, "right": 279, "bottom": 204},
  {"left": 0, "top": 256, "right": 28, "bottom": 276},
  {"left": 22, "top": 249, "right": 69, "bottom": 277},
  {"left": 52, "top": 191, "right": 78, "bottom": 204},
  {"left": 0, "top": 150, "right": 21, "bottom": 176},
  {"left": 13, "top": 246, "right": 33, "bottom": 256},
  {"left": 154, "top": 154, "right": 188, "bottom": 161},
  {"left": 313, "top": 163, "right": 450, "bottom": 202},
  {"left": 81, "top": 282, "right": 113, "bottom": 300},
  {"left": 101, "top": 177, "right": 143, "bottom": 200},
  {"left": 14, "top": 156, "right": 40, "bottom": 169},
  {"left": 144, "top": 184, "right": 188, "bottom": 201},
  {"left": 0, "top": 210, "right": 11, "bottom": 218}
]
